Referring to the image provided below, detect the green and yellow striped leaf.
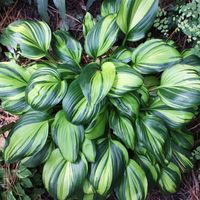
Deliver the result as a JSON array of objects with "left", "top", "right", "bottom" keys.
[
  {"left": 0, "top": 20, "right": 51, "bottom": 59},
  {"left": 110, "top": 47, "right": 132, "bottom": 63},
  {"left": 26, "top": 67, "right": 67, "bottom": 111},
  {"left": 132, "top": 39, "right": 181, "bottom": 74},
  {"left": 89, "top": 138, "right": 129, "bottom": 195},
  {"left": 79, "top": 62, "right": 116, "bottom": 105},
  {"left": 57, "top": 61, "right": 82, "bottom": 80},
  {"left": 1, "top": 98, "right": 31, "bottom": 115},
  {"left": 52, "top": 30, "right": 82, "bottom": 64},
  {"left": 101, "top": 0, "right": 121, "bottom": 17},
  {"left": 83, "top": 179, "right": 96, "bottom": 195},
  {"left": 158, "top": 162, "right": 181, "bottom": 193},
  {"left": 21, "top": 141, "right": 54, "bottom": 168},
  {"left": 109, "top": 62, "right": 143, "bottom": 97},
  {"left": 171, "top": 129, "right": 194, "bottom": 150},
  {"left": 135, "top": 115, "right": 168, "bottom": 164},
  {"left": 116, "top": 159, "right": 148, "bottom": 200},
  {"left": 83, "top": 12, "right": 96, "bottom": 37},
  {"left": 136, "top": 153, "right": 160, "bottom": 184},
  {"left": 43, "top": 149, "right": 88, "bottom": 200},
  {"left": 4, "top": 111, "right": 50, "bottom": 163},
  {"left": 109, "top": 110, "right": 135, "bottom": 150},
  {"left": 137, "top": 85, "right": 149, "bottom": 106},
  {"left": 148, "top": 98, "right": 195, "bottom": 128},
  {"left": 82, "top": 138, "right": 97, "bottom": 162},
  {"left": 51, "top": 110, "right": 84, "bottom": 162},
  {"left": 158, "top": 64, "right": 200, "bottom": 109},
  {"left": 85, "top": 14, "right": 119, "bottom": 58},
  {"left": 85, "top": 109, "right": 108, "bottom": 140},
  {"left": 63, "top": 79, "right": 103, "bottom": 125},
  {"left": 0, "top": 61, "right": 30, "bottom": 99},
  {"left": 116, "top": 0, "right": 158, "bottom": 42},
  {"left": 171, "top": 142, "right": 193, "bottom": 173},
  {"left": 110, "top": 93, "right": 140, "bottom": 119}
]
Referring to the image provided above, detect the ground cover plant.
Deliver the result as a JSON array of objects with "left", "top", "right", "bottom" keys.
[{"left": 0, "top": 0, "right": 200, "bottom": 199}]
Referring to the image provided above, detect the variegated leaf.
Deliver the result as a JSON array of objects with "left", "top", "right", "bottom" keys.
[
  {"left": 51, "top": 110, "right": 84, "bottom": 162},
  {"left": 148, "top": 98, "right": 195, "bottom": 128},
  {"left": 109, "top": 62, "right": 143, "bottom": 97},
  {"left": 135, "top": 115, "right": 168, "bottom": 164},
  {"left": 82, "top": 138, "right": 96, "bottom": 162},
  {"left": 101, "top": 0, "right": 121, "bottom": 17},
  {"left": 116, "top": 159, "right": 148, "bottom": 200},
  {"left": 0, "top": 20, "right": 51, "bottom": 59},
  {"left": 43, "top": 149, "right": 88, "bottom": 200},
  {"left": 79, "top": 62, "right": 116, "bottom": 105},
  {"left": 110, "top": 93, "right": 140, "bottom": 119},
  {"left": 21, "top": 141, "right": 54, "bottom": 168},
  {"left": 89, "top": 138, "right": 129, "bottom": 195},
  {"left": 132, "top": 39, "right": 181, "bottom": 74},
  {"left": 4, "top": 111, "right": 50, "bottom": 163},
  {"left": 52, "top": 30, "right": 82, "bottom": 64},
  {"left": 110, "top": 47, "right": 132, "bottom": 63},
  {"left": 85, "top": 109, "right": 108, "bottom": 140},
  {"left": 26, "top": 67, "right": 67, "bottom": 111},
  {"left": 116, "top": 0, "right": 158, "bottom": 41},
  {"left": 158, "top": 64, "right": 200, "bottom": 109},
  {"left": 85, "top": 14, "right": 119, "bottom": 58},
  {"left": 109, "top": 110, "right": 135, "bottom": 150},
  {"left": 158, "top": 162, "right": 181, "bottom": 193},
  {"left": 136, "top": 153, "right": 160, "bottom": 184},
  {"left": 83, "top": 12, "right": 96, "bottom": 37},
  {"left": 63, "top": 79, "right": 103, "bottom": 125}
]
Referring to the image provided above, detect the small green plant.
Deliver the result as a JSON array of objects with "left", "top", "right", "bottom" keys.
[
  {"left": 153, "top": 7, "right": 169, "bottom": 37},
  {"left": 176, "top": 0, "right": 200, "bottom": 57},
  {"left": 0, "top": 0, "right": 200, "bottom": 199}
]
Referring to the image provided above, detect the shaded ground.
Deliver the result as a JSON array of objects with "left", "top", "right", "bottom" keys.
[{"left": 0, "top": 0, "right": 200, "bottom": 199}]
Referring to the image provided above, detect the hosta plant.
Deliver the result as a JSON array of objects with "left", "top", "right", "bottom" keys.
[{"left": 0, "top": 0, "right": 200, "bottom": 199}]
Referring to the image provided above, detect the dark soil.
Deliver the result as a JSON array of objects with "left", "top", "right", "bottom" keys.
[{"left": 0, "top": 0, "right": 200, "bottom": 199}]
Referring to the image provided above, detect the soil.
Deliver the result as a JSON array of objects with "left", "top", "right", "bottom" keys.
[{"left": 0, "top": 0, "right": 199, "bottom": 199}]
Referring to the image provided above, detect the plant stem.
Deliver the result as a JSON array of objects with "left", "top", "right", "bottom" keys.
[{"left": 122, "top": 35, "right": 128, "bottom": 47}]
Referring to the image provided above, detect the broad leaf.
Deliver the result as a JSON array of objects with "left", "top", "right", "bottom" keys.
[
  {"left": 21, "top": 141, "right": 54, "bottom": 168},
  {"left": 52, "top": 30, "right": 82, "bottom": 64},
  {"left": 135, "top": 115, "right": 168, "bottom": 164},
  {"left": 79, "top": 62, "right": 116, "bottom": 105},
  {"left": 136, "top": 153, "right": 160, "bottom": 184},
  {"left": 148, "top": 98, "right": 195, "bottom": 128},
  {"left": 116, "top": 159, "right": 148, "bottom": 200},
  {"left": 158, "top": 162, "right": 181, "bottom": 193},
  {"left": 85, "top": 14, "right": 119, "bottom": 58},
  {"left": 82, "top": 138, "right": 96, "bottom": 162},
  {"left": 0, "top": 61, "right": 31, "bottom": 114},
  {"left": 109, "top": 62, "right": 143, "bottom": 97},
  {"left": 83, "top": 12, "right": 96, "bottom": 37},
  {"left": 63, "top": 79, "right": 103, "bottom": 125},
  {"left": 158, "top": 64, "right": 200, "bottom": 109},
  {"left": 0, "top": 61, "right": 30, "bottom": 98},
  {"left": 110, "top": 47, "right": 132, "bottom": 63},
  {"left": 85, "top": 109, "right": 108, "bottom": 140},
  {"left": 0, "top": 20, "right": 51, "bottom": 59},
  {"left": 4, "top": 111, "right": 50, "bottom": 163},
  {"left": 43, "top": 149, "right": 88, "bottom": 200},
  {"left": 26, "top": 67, "right": 67, "bottom": 111},
  {"left": 89, "top": 138, "right": 129, "bottom": 195},
  {"left": 116, "top": 0, "right": 158, "bottom": 41},
  {"left": 110, "top": 93, "right": 140, "bottom": 119},
  {"left": 51, "top": 110, "right": 84, "bottom": 162},
  {"left": 101, "top": 0, "right": 121, "bottom": 17},
  {"left": 109, "top": 110, "right": 135, "bottom": 150},
  {"left": 132, "top": 39, "right": 181, "bottom": 74}
]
